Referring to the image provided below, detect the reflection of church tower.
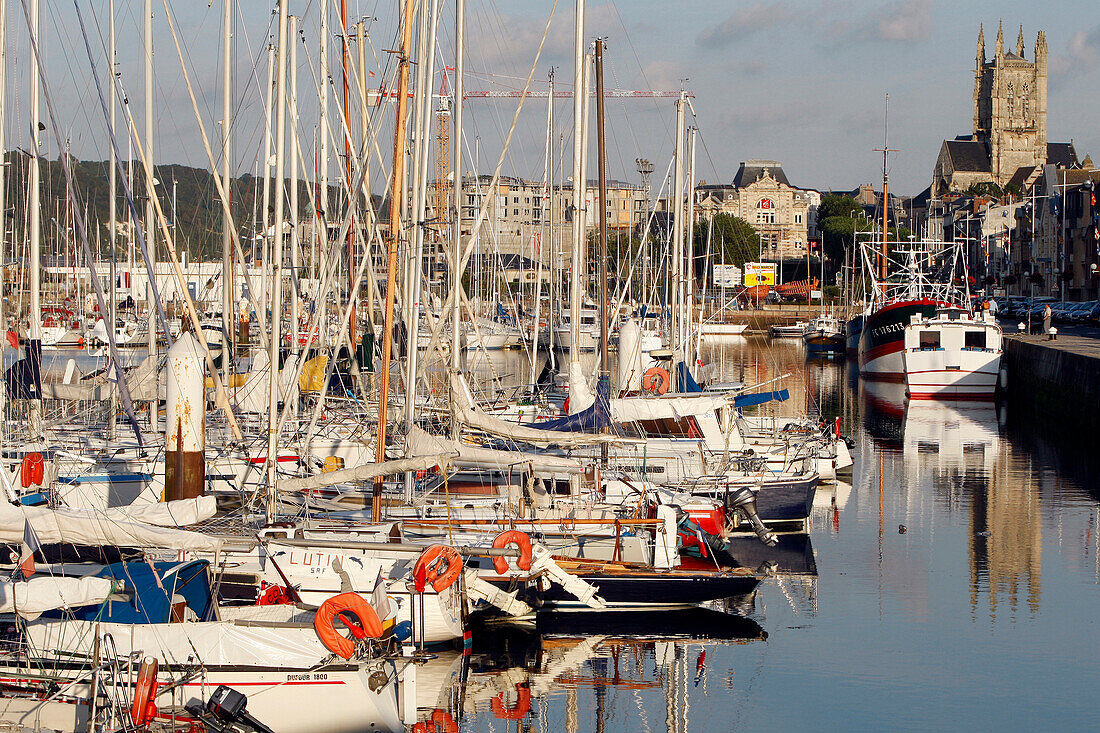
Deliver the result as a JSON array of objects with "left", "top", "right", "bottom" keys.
[
  {"left": 969, "top": 440, "right": 1041, "bottom": 618},
  {"left": 972, "top": 21, "right": 1048, "bottom": 186}
]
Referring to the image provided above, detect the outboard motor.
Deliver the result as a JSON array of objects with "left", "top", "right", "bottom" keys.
[
  {"left": 185, "top": 685, "right": 273, "bottom": 733},
  {"left": 726, "top": 486, "right": 778, "bottom": 547}
]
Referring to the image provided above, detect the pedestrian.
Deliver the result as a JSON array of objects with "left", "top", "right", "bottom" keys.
[
  {"left": 1042, "top": 303, "right": 1052, "bottom": 335},
  {"left": 989, "top": 298, "right": 998, "bottom": 318}
]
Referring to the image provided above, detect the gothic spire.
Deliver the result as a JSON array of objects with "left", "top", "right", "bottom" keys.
[
  {"left": 995, "top": 20, "right": 1004, "bottom": 58},
  {"left": 977, "top": 23, "right": 985, "bottom": 65},
  {"left": 1016, "top": 25, "right": 1025, "bottom": 57}
]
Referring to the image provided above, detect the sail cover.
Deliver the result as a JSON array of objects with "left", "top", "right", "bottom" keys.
[
  {"left": 0, "top": 502, "right": 225, "bottom": 551},
  {"left": 0, "top": 576, "right": 116, "bottom": 619},
  {"left": 406, "top": 426, "right": 587, "bottom": 474},
  {"left": 449, "top": 372, "right": 631, "bottom": 446}
]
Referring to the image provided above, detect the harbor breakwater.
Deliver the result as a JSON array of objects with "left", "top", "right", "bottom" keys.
[{"left": 1003, "top": 334, "right": 1100, "bottom": 427}]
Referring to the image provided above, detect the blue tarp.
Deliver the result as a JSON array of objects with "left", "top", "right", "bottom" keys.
[
  {"left": 539, "top": 375, "right": 613, "bottom": 433},
  {"left": 676, "top": 361, "right": 703, "bottom": 393},
  {"left": 66, "top": 560, "right": 215, "bottom": 624},
  {"left": 734, "top": 389, "right": 790, "bottom": 408}
]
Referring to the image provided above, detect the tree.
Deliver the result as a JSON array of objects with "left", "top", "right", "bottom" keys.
[
  {"left": 817, "top": 194, "right": 868, "bottom": 265},
  {"left": 692, "top": 213, "right": 760, "bottom": 273}
]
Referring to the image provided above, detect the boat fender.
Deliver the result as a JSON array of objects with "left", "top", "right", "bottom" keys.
[
  {"left": 412, "top": 544, "right": 463, "bottom": 593},
  {"left": 641, "top": 367, "right": 670, "bottom": 395},
  {"left": 491, "top": 683, "right": 532, "bottom": 720},
  {"left": 412, "top": 709, "right": 460, "bottom": 733},
  {"left": 492, "top": 530, "right": 534, "bottom": 575},
  {"left": 130, "top": 657, "right": 159, "bottom": 726},
  {"left": 20, "top": 453, "right": 44, "bottom": 489},
  {"left": 314, "top": 592, "right": 383, "bottom": 660}
]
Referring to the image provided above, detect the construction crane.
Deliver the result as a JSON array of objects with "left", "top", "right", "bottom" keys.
[{"left": 463, "top": 89, "right": 694, "bottom": 99}]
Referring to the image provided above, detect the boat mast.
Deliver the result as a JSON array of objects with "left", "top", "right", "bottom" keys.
[
  {"left": 670, "top": 90, "right": 686, "bottom": 391},
  {"left": 687, "top": 124, "right": 697, "bottom": 366},
  {"left": 288, "top": 13, "right": 300, "bottom": 409},
  {"left": 108, "top": 0, "right": 118, "bottom": 438},
  {"left": 341, "top": 0, "right": 355, "bottom": 346},
  {"left": 374, "top": 0, "right": 418, "bottom": 521},
  {"left": 27, "top": 0, "right": 42, "bottom": 441},
  {"left": 221, "top": 0, "right": 233, "bottom": 377},
  {"left": 874, "top": 92, "right": 895, "bottom": 281},
  {"left": 260, "top": 41, "right": 275, "bottom": 321},
  {"left": 405, "top": 0, "right": 440, "bottom": 501},
  {"left": 265, "top": 0, "right": 290, "bottom": 523},
  {"left": 0, "top": 0, "right": 6, "bottom": 424},
  {"left": 595, "top": 39, "right": 609, "bottom": 382},
  {"left": 144, "top": 0, "right": 158, "bottom": 428},
  {"left": 568, "top": 0, "right": 586, "bottom": 385},
  {"left": 450, "top": 0, "right": 464, "bottom": 439},
  {"left": 358, "top": 20, "right": 373, "bottom": 339},
  {"left": 530, "top": 69, "right": 553, "bottom": 387}
]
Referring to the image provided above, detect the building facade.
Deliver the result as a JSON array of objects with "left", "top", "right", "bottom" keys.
[{"left": 690, "top": 160, "right": 817, "bottom": 260}]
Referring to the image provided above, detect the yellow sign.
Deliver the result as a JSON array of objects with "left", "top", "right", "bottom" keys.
[{"left": 743, "top": 262, "right": 776, "bottom": 287}]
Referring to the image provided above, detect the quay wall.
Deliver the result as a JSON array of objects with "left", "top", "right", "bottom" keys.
[{"left": 1003, "top": 335, "right": 1100, "bottom": 426}]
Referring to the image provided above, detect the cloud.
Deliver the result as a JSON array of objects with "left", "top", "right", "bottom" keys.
[
  {"left": 697, "top": 2, "right": 793, "bottom": 48},
  {"left": 862, "top": 0, "right": 934, "bottom": 43},
  {"left": 1048, "top": 25, "right": 1100, "bottom": 87}
]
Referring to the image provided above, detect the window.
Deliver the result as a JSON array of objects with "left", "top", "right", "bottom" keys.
[
  {"left": 757, "top": 211, "right": 775, "bottom": 225},
  {"left": 964, "top": 331, "right": 987, "bottom": 349},
  {"left": 795, "top": 213, "right": 803, "bottom": 224},
  {"left": 919, "top": 331, "right": 941, "bottom": 349}
]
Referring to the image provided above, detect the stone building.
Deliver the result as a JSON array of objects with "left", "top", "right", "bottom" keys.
[
  {"left": 689, "top": 160, "right": 817, "bottom": 260},
  {"left": 931, "top": 23, "right": 1075, "bottom": 197}
]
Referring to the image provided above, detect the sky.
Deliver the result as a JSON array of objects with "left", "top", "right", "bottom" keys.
[{"left": 8, "top": 0, "right": 1100, "bottom": 197}]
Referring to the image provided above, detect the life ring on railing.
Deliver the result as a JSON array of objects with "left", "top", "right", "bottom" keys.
[
  {"left": 491, "top": 683, "right": 532, "bottom": 720},
  {"left": 130, "top": 658, "right": 159, "bottom": 726},
  {"left": 20, "top": 453, "right": 44, "bottom": 489},
  {"left": 314, "top": 592, "right": 383, "bottom": 660},
  {"left": 492, "top": 530, "right": 533, "bottom": 575},
  {"left": 412, "top": 545, "right": 463, "bottom": 593},
  {"left": 642, "top": 367, "right": 671, "bottom": 395}
]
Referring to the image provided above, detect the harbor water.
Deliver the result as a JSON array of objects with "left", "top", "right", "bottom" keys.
[{"left": 442, "top": 336, "right": 1100, "bottom": 731}]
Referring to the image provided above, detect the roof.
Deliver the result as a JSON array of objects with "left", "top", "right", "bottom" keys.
[
  {"left": 1007, "top": 166, "right": 1036, "bottom": 190},
  {"left": 732, "top": 160, "right": 790, "bottom": 188},
  {"left": 1046, "top": 142, "right": 1079, "bottom": 168},
  {"left": 944, "top": 140, "right": 991, "bottom": 173}
]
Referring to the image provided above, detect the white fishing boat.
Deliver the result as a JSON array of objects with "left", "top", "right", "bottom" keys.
[
  {"left": 769, "top": 322, "right": 806, "bottom": 338},
  {"left": 902, "top": 308, "right": 1002, "bottom": 399}
]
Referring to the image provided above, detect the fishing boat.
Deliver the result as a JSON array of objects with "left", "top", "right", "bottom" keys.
[
  {"left": 802, "top": 314, "right": 845, "bottom": 353},
  {"left": 902, "top": 307, "right": 1002, "bottom": 399},
  {"left": 856, "top": 238, "right": 969, "bottom": 381}
]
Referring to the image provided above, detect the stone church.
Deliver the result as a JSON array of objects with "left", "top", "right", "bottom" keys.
[{"left": 931, "top": 23, "right": 1077, "bottom": 197}]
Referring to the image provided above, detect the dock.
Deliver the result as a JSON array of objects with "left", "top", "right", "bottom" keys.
[{"left": 1003, "top": 333, "right": 1100, "bottom": 426}]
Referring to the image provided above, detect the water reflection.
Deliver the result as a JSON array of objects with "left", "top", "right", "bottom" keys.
[{"left": 419, "top": 337, "right": 1100, "bottom": 730}]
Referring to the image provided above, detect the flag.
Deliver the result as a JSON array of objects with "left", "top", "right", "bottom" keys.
[
  {"left": 18, "top": 520, "right": 41, "bottom": 580},
  {"left": 371, "top": 567, "right": 391, "bottom": 620}
]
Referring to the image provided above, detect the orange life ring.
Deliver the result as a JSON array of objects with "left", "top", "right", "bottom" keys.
[
  {"left": 491, "top": 683, "right": 532, "bottom": 720},
  {"left": 130, "top": 658, "right": 159, "bottom": 726},
  {"left": 641, "top": 367, "right": 670, "bottom": 395},
  {"left": 492, "top": 530, "right": 534, "bottom": 575},
  {"left": 413, "top": 545, "right": 463, "bottom": 593},
  {"left": 20, "top": 453, "right": 44, "bottom": 489},
  {"left": 313, "top": 592, "right": 383, "bottom": 660}
]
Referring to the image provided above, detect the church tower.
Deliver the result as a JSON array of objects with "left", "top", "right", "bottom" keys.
[{"left": 972, "top": 22, "right": 1048, "bottom": 186}]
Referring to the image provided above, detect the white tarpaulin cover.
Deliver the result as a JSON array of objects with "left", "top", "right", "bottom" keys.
[
  {"left": 610, "top": 395, "right": 730, "bottom": 423},
  {"left": 0, "top": 576, "right": 115, "bottom": 619},
  {"left": 406, "top": 426, "right": 587, "bottom": 474},
  {"left": 450, "top": 372, "right": 630, "bottom": 447},
  {"left": 0, "top": 502, "right": 225, "bottom": 551},
  {"left": 103, "top": 495, "right": 218, "bottom": 527},
  {"left": 27, "top": 618, "right": 331, "bottom": 668}
]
